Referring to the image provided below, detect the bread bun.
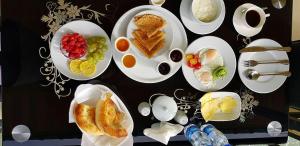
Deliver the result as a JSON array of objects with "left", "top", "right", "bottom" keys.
[
  {"left": 95, "top": 93, "right": 128, "bottom": 138},
  {"left": 74, "top": 104, "right": 103, "bottom": 135}
]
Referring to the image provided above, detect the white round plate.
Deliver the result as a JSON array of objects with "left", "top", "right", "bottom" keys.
[
  {"left": 180, "top": 0, "right": 225, "bottom": 34},
  {"left": 182, "top": 36, "right": 236, "bottom": 92},
  {"left": 127, "top": 10, "right": 174, "bottom": 59},
  {"left": 238, "top": 39, "right": 289, "bottom": 93},
  {"left": 50, "top": 20, "right": 112, "bottom": 80},
  {"left": 111, "top": 5, "right": 188, "bottom": 83},
  {"left": 233, "top": 3, "right": 262, "bottom": 37}
]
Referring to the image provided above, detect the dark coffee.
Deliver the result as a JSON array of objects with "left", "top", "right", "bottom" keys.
[{"left": 246, "top": 10, "right": 260, "bottom": 27}]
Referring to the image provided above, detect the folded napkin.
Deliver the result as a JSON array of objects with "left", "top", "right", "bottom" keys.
[
  {"left": 143, "top": 122, "right": 184, "bottom": 145},
  {"left": 69, "top": 84, "right": 134, "bottom": 146}
]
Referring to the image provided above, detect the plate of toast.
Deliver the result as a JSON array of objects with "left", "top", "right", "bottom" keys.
[
  {"left": 127, "top": 10, "right": 174, "bottom": 59},
  {"left": 111, "top": 6, "right": 188, "bottom": 83}
]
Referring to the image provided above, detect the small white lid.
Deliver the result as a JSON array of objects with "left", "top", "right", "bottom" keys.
[{"left": 152, "top": 96, "right": 178, "bottom": 121}]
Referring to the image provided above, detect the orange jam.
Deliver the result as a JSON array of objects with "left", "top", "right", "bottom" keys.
[
  {"left": 116, "top": 38, "right": 129, "bottom": 52},
  {"left": 122, "top": 54, "right": 136, "bottom": 68}
]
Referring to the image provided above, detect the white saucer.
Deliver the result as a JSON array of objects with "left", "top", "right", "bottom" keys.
[
  {"left": 180, "top": 0, "right": 225, "bottom": 34},
  {"left": 233, "top": 3, "right": 262, "bottom": 37},
  {"left": 238, "top": 39, "right": 289, "bottom": 93}
]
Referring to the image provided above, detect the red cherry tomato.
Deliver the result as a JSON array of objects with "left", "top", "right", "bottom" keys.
[{"left": 193, "top": 62, "right": 201, "bottom": 69}]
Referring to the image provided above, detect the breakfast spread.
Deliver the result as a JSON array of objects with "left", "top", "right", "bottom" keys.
[
  {"left": 39, "top": 0, "right": 290, "bottom": 146},
  {"left": 131, "top": 14, "right": 166, "bottom": 58}
]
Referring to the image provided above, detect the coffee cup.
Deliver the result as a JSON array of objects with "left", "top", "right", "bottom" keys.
[{"left": 239, "top": 4, "right": 270, "bottom": 30}]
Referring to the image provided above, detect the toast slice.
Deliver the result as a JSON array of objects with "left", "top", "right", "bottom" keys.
[
  {"left": 134, "top": 14, "right": 166, "bottom": 38},
  {"left": 132, "top": 30, "right": 164, "bottom": 51},
  {"left": 132, "top": 38, "right": 165, "bottom": 58}
]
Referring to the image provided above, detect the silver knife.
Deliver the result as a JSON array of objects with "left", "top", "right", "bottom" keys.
[{"left": 239, "top": 46, "right": 292, "bottom": 53}]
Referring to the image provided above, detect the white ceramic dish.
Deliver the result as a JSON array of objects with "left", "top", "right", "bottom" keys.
[
  {"left": 238, "top": 39, "right": 289, "bottom": 93},
  {"left": 180, "top": 0, "right": 225, "bottom": 34},
  {"left": 69, "top": 84, "right": 134, "bottom": 146},
  {"left": 200, "top": 92, "right": 241, "bottom": 121},
  {"left": 111, "top": 5, "right": 188, "bottom": 83},
  {"left": 233, "top": 3, "right": 263, "bottom": 37},
  {"left": 114, "top": 37, "right": 131, "bottom": 53},
  {"left": 191, "top": 0, "right": 222, "bottom": 25},
  {"left": 182, "top": 36, "right": 236, "bottom": 92},
  {"left": 126, "top": 10, "right": 174, "bottom": 59},
  {"left": 149, "top": 0, "right": 166, "bottom": 6},
  {"left": 50, "top": 20, "right": 112, "bottom": 80}
]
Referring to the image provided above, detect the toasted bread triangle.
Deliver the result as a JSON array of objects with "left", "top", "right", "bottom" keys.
[
  {"left": 133, "top": 30, "right": 164, "bottom": 51},
  {"left": 132, "top": 38, "right": 164, "bottom": 58},
  {"left": 134, "top": 14, "right": 166, "bottom": 38}
]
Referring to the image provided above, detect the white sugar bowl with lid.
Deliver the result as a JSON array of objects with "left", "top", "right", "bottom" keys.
[{"left": 149, "top": 94, "right": 178, "bottom": 122}]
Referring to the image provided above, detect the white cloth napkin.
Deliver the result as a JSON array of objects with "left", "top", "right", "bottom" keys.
[
  {"left": 69, "top": 84, "right": 134, "bottom": 146},
  {"left": 81, "top": 134, "right": 134, "bottom": 146},
  {"left": 143, "top": 122, "right": 184, "bottom": 145}
]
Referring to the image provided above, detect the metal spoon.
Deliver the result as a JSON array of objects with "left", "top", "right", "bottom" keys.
[{"left": 245, "top": 69, "right": 291, "bottom": 80}]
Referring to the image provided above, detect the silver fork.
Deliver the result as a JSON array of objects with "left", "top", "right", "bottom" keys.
[{"left": 243, "top": 60, "right": 289, "bottom": 67}]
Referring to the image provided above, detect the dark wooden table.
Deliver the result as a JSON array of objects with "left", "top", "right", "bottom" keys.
[{"left": 1, "top": 0, "right": 293, "bottom": 145}]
